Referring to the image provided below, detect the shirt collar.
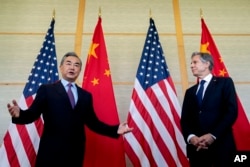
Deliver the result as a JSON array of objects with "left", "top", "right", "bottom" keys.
[
  {"left": 61, "top": 78, "right": 75, "bottom": 88},
  {"left": 200, "top": 73, "right": 212, "bottom": 83}
]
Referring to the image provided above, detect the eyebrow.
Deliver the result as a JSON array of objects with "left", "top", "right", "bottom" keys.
[{"left": 66, "top": 60, "right": 80, "bottom": 65}]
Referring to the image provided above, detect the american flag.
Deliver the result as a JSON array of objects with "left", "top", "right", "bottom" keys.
[
  {"left": 124, "top": 18, "right": 189, "bottom": 167},
  {"left": 0, "top": 17, "right": 59, "bottom": 167}
]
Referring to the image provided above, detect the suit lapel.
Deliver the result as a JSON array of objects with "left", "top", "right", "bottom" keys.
[
  {"left": 53, "top": 81, "right": 67, "bottom": 96},
  {"left": 74, "top": 84, "right": 83, "bottom": 108},
  {"left": 53, "top": 81, "right": 75, "bottom": 109},
  {"left": 53, "top": 81, "right": 83, "bottom": 109}
]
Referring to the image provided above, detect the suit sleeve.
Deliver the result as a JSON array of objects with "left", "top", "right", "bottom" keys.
[
  {"left": 211, "top": 77, "right": 238, "bottom": 139},
  {"left": 83, "top": 92, "right": 120, "bottom": 138},
  {"left": 180, "top": 88, "right": 200, "bottom": 143},
  {"left": 12, "top": 85, "right": 47, "bottom": 124}
]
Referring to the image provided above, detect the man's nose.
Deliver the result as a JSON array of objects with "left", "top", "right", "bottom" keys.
[{"left": 69, "top": 64, "right": 75, "bottom": 69}]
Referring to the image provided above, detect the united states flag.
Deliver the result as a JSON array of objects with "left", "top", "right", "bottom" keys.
[
  {"left": 0, "top": 17, "right": 59, "bottom": 167},
  {"left": 124, "top": 18, "right": 189, "bottom": 167}
]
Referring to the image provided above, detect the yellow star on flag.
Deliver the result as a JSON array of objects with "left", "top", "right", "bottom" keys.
[
  {"left": 91, "top": 77, "right": 99, "bottom": 86},
  {"left": 219, "top": 57, "right": 224, "bottom": 63},
  {"left": 219, "top": 69, "right": 227, "bottom": 77},
  {"left": 200, "top": 42, "right": 210, "bottom": 53},
  {"left": 88, "top": 43, "right": 99, "bottom": 62},
  {"left": 104, "top": 69, "right": 111, "bottom": 77}
]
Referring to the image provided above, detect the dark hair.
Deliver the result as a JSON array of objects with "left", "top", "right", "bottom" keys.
[
  {"left": 191, "top": 52, "right": 214, "bottom": 71},
  {"left": 60, "top": 52, "right": 82, "bottom": 67}
]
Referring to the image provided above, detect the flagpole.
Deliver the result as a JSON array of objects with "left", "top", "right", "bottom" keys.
[
  {"left": 74, "top": 0, "right": 85, "bottom": 59},
  {"left": 52, "top": 9, "right": 55, "bottom": 19},
  {"left": 172, "top": 0, "right": 189, "bottom": 94},
  {"left": 74, "top": 0, "right": 85, "bottom": 85},
  {"left": 99, "top": 6, "right": 101, "bottom": 17},
  {"left": 200, "top": 8, "right": 203, "bottom": 19}
]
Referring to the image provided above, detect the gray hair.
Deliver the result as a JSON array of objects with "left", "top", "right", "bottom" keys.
[
  {"left": 191, "top": 52, "right": 214, "bottom": 71},
  {"left": 60, "top": 52, "right": 82, "bottom": 68}
]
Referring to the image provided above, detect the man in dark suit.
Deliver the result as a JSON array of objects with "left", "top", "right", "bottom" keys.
[
  {"left": 180, "top": 52, "right": 238, "bottom": 167},
  {"left": 7, "top": 52, "right": 133, "bottom": 167}
]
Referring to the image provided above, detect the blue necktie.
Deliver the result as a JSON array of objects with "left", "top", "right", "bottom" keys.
[
  {"left": 197, "top": 80, "right": 205, "bottom": 107},
  {"left": 67, "top": 83, "right": 75, "bottom": 108}
]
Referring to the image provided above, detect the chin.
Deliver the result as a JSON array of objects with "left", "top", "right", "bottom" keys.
[{"left": 193, "top": 74, "right": 198, "bottom": 77}]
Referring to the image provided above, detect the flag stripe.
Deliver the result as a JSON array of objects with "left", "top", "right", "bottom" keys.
[
  {"left": 125, "top": 118, "right": 156, "bottom": 167},
  {"left": 33, "top": 119, "right": 43, "bottom": 138},
  {"left": 25, "top": 121, "right": 42, "bottom": 152},
  {"left": 149, "top": 82, "right": 183, "bottom": 166},
  {"left": 129, "top": 98, "right": 168, "bottom": 166},
  {"left": 150, "top": 82, "right": 187, "bottom": 166},
  {"left": 160, "top": 80, "right": 188, "bottom": 156},
  {"left": 0, "top": 18, "right": 59, "bottom": 167},
  {"left": 16, "top": 124, "right": 36, "bottom": 166},
  {"left": 124, "top": 114, "right": 147, "bottom": 167},
  {"left": 22, "top": 95, "right": 44, "bottom": 138},
  {"left": 162, "top": 79, "right": 182, "bottom": 129},
  {"left": 3, "top": 132, "right": 19, "bottom": 167},
  {"left": 124, "top": 18, "right": 189, "bottom": 167},
  {"left": 0, "top": 144, "right": 11, "bottom": 167},
  {"left": 146, "top": 87, "right": 178, "bottom": 166},
  {"left": 9, "top": 125, "right": 30, "bottom": 166},
  {"left": 131, "top": 79, "right": 178, "bottom": 166},
  {"left": 19, "top": 95, "right": 42, "bottom": 158}
]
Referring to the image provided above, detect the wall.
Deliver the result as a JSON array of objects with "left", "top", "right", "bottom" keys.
[{"left": 0, "top": 0, "right": 250, "bottom": 166}]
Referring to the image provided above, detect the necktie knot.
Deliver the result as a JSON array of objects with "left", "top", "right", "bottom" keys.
[
  {"left": 200, "top": 80, "right": 205, "bottom": 86},
  {"left": 67, "top": 83, "right": 75, "bottom": 108}
]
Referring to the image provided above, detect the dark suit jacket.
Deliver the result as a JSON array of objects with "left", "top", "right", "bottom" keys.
[
  {"left": 12, "top": 81, "right": 120, "bottom": 167},
  {"left": 180, "top": 76, "right": 238, "bottom": 166}
]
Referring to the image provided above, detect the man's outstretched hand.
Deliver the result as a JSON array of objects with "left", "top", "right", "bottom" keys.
[
  {"left": 117, "top": 122, "right": 133, "bottom": 135},
  {"left": 7, "top": 100, "right": 20, "bottom": 118}
]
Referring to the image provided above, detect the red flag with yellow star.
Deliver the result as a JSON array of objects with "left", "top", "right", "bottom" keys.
[
  {"left": 82, "top": 17, "right": 126, "bottom": 166},
  {"left": 200, "top": 18, "right": 250, "bottom": 150}
]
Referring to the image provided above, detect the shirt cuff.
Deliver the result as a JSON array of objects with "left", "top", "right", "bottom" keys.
[
  {"left": 210, "top": 133, "right": 216, "bottom": 140},
  {"left": 187, "top": 134, "right": 196, "bottom": 144}
]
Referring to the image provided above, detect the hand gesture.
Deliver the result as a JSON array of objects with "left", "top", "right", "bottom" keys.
[
  {"left": 190, "top": 133, "right": 215, "bottom": 151},
  {"left": 197, "top": 133, "right": 215, "bottom": 151},
  {"left": 7, "top": 100, "right": 20, "bottom": 118},
  {"left": 117, "top": 122, "right": 133, "bottom": 135}
]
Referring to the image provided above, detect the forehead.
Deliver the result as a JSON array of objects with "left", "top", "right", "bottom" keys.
[{"left": 64, "top": 56, "right": 81, "bottom": 63}]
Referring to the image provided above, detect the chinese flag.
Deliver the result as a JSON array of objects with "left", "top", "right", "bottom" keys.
[
  {"left": 82, "top": 17, "right": 126, "bottom": 166},
  {"left": 200, "top": 17, "right": 250, "bottom": 151}
]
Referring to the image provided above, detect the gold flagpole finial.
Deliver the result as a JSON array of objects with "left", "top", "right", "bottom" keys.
[
  {"left": 52, "top": 9, "right": 55, "bottom": 19},
  {"left": 98, "top": 7, "right": 102, "bottom": 17},
  {"left": 149, "top": 8, "right": 152, "bottom": 18},
  {"left": 200, "top": 8, "right": 203, "bottom": 19}
]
